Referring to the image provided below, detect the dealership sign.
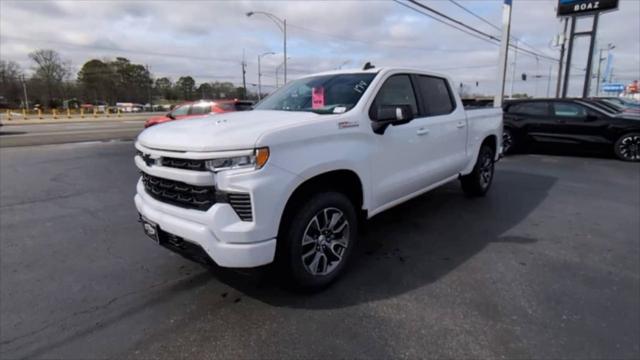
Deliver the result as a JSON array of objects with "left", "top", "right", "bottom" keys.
[
  {"left": 557, "top": 0, "right": 619, "bottom": 17},
  {"left": 601, "top": 83, "right": 625, "bottom": 92}
]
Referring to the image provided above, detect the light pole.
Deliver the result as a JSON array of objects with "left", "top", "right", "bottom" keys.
[
  {"left": 258, "top": 52, "right": 275, "bottom": 101},
  {"left": 247, "top": 11, "right": 287, "bottom": 84},
  {"left": 275, "top": 57, "right": 291, "bottom": 88},
  {"left": 596, "top": 43, "right": 615, "bottom": 97}
]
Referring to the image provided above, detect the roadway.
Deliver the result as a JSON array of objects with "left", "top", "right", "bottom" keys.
[
  {"left": 1, "top": 141, "right": 638, "bottom": 359},
  {"left": 0, "top": 120, "right": 145, "bottom": 147}
]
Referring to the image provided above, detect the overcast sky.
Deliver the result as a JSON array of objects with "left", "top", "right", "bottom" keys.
[{"left": 1, "top": 0, "right": 638, "bottom": 97}]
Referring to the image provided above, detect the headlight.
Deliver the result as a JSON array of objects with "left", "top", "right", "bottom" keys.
[{"left": 205, "top": 147, "right": 269, "bottom": 172}]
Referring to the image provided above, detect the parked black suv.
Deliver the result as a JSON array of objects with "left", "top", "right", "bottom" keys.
[{"left": 503, "top": 98, "right": 640, "bottom": 161}]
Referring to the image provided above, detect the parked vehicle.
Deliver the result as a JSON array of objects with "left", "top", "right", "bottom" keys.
[
  {"left": 588, "top": 97, "right": 640, "bottom": 115},
  {"left": 144, "top": 99, "right": 254, "bottom": 128},
  {"left": 134, "top": 67, "right": 503, "bottom": 289},
  {"left": 503, "top": 98, "right": 640, "bottom": 161}
]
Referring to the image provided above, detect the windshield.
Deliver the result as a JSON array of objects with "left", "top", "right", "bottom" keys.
[{"left": 255, "top": 73, "right": 376, "bottom": 114}]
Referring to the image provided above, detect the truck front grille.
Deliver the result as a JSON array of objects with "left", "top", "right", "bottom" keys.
[
  {"left": 142, "top": 173, "right": 216, "bottom": 211},
  {"left": 161, "top": 157, "right": 207, "bottom": 171}
]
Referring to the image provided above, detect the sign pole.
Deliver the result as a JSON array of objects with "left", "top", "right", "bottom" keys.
[
  {"left": 494, "top": 0, "right": 512, "bottom": 108},
  {"left": 561, "top": 16, "right": 576, "bottom": 98},
  {"left": 583, "top": 13, "right": 599, "bottom": 97}
]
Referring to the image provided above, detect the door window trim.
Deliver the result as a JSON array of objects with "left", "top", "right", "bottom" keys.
[
  {"left": 411, "top": 74, "right": 457, "bottom": 117},
  {"left": 368, "top": 73, "right": 421, "bottom": 121}
]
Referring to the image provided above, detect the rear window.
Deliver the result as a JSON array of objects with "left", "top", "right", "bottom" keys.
[
  {"left": 415, "top": 75, "right": 455, "bottom": 116},
  {"left": 508, "top": 102, "right": 548, "bottom": 116}
]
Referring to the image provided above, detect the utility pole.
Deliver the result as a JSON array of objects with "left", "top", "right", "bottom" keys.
[
  {"left": 596, "top": 43, "right": 614, "bottom": 97},
  {"left": 555, "top": 17, "right": 568, "bottom": 98},
  {"left": 546, "top": 64, "right": 553, "bottom": 97},
  {"left": 509, "top": 38, "right": 518, "bottom": 98},
  {"left": 534, "top": 56, "right": 540, "bottom": 97},
  {"left": 145, "top": 64, "right": 152, "bottom": 108},
  {"left": 494, "top": 0, "right": 512, "bottom": 108},
  {"left": 241, "top": 50, "right": 247, "bottom": 99},
  {"left": 21, "top": 74, "right": 29, "bottom": 110}
]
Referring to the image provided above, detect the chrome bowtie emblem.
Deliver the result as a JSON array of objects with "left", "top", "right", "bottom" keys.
[{"left": 142, "top": 153, "right": 155, "bottom": 167}]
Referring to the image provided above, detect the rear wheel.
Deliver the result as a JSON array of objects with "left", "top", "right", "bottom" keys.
[
  {"left": 460, "top": 145, "right": 495, "bottom": 197},
  {"left": 614, "top": 133, "right": 640, "bottom": 162},
  {"left": 502, "top": 128, "right": 515, "bottom": 154},
  {"left": 278, "top": 191, "right": 358, "bottom": 290}
]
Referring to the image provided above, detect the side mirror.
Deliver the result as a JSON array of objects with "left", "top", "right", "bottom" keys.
[
  {"left": 166, "top": 112, "right": 175, "bottom": 120},
  {"left": 371, "top": 104, "right": 414, "bottom": 135}
]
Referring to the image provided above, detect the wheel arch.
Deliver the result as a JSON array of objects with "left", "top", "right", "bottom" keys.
[{"left": 277, "top": 169, "right": 366, "bottom": 239}]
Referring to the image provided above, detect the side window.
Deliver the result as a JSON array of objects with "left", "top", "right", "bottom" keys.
[
  {"left": 218, "top": 103, "right": 235, "bottom": 111},
  {"left": 553, "top": 102, "right": 587, "bottom": 118},
  {"left": 171, "top": 105, "right": 190, "bottom": 116},
  {"left": 190, "top": 104, "right": 211, "bottom": 115},
  {"left": 372, "top": 75, "right": 418, "bottom": 116},
  {"left": 510, "top": 102, "right": 549, "bottom": 116},
  {"left": 415, "top": 75, "right": 455, "bottom": 116}
]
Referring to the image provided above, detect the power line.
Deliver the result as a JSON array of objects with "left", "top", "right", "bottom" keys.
[
  {"left": 397, "top": 0, "right": 559, "bottom": 63},
  {"left": 393, "top": 0, "right": 500, "bottom": 48},
  {"left": 447, "top": 0, "right": 558, "bottom": 62}
]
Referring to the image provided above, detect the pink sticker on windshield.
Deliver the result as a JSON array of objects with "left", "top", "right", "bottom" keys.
[{"left": 312, "top": 87, "right": 325, "bottom": 109}]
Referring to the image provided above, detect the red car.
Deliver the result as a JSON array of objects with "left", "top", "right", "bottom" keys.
[{"left": 144, "top": 99, "right": 254, "bottom": 128}]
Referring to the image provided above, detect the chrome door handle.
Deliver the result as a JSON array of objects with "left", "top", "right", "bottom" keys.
[
  {"left": 456, "top": 122, "right": 466, "bottom": 128},
  {"left": 416, "top": 128, "right": 430, "bottom": 136}
]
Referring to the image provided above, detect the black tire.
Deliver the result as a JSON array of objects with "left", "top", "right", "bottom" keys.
[
  {"left": 613, "top": 133, "right": 640, "bottom": 162},
  {"left": 502, "top": 128, "right": 515, "bottom": 154},
  {"left": 277, "top": 191, "right": 358, "bottom": 291},
  {"left": 460, "top": 145, "right": 495, "bottom": 197}
]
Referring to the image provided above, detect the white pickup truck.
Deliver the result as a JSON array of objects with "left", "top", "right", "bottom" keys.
[{"left": 134, "top": 66, "right": 502, "bottom": 289}]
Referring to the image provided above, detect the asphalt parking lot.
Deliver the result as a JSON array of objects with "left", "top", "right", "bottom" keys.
[{"left": 1, "top": 141, "right": 639, "bottom": 359}]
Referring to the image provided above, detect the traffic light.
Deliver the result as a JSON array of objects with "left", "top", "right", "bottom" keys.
[{"left": 521, "top": 73, "right": 527, "bottom": 81}]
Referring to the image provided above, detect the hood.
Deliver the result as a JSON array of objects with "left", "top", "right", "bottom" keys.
[
  {"left": 614, "top": 112, "right": 640, "bottom": 121},
  {"left": 137, "top": 110, "right": 320, "bottom": 152}
]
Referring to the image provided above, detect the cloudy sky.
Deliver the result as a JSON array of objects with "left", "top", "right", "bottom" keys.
[{"left": 1, "top": 0, "right": 638, "bottom": 97}]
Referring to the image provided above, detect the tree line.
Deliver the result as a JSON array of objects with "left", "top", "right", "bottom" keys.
[{"left": 0, "top": 49, "right": 253, "bottom": 109}]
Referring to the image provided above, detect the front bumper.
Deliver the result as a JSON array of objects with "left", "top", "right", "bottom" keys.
[{"left": 135, "top": 181, "right": 276, "bottom": 268}]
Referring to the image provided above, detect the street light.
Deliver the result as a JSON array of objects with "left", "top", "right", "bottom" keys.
[
  {"left": 596, "top": 43, "right": 615, "bottom": 96},
  {"left": 247, "top": 11, "right": 287, "bottom": 84},
  {"left": 258, "top": 51, "right": 275, "bottom": 101},
  {"left": 275, "top": 57, "right": 291, "bottom": 88}
]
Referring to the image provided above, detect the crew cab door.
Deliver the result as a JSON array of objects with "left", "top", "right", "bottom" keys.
[
  {"left": 412, "top": 74, "right": 467, "bottom": 180},
  {"left": 368, "top": 74, "right": 431, "bottom": 208},
  {"left": 550, "top": 101, "right": 610, "bottom": 145}
]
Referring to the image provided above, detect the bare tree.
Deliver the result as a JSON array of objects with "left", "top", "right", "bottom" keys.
[
  {"left": 0, "top": 60, "right": 24, "bottom": 107},
  {"left": 28, "top": 49, "right": 70, "bottom": 107}
]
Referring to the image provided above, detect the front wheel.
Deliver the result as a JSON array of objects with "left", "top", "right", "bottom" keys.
[
  {"left": 614, "top": 133, "right": 640, "bottom": 162},
  {"left": 278, "top": 191, "right": 358, "bottom": 291},
  {"left": 460, "top": 145, "right": 495, "bottom": 197}
]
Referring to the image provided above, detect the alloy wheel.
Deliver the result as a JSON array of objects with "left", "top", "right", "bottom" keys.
[
  {"left": 503, "top": 130, "right": 513, "bottom": 153},
  {"left": 301, "top": 207, "right": 350, "bottom": 276},
  {"left": 618, "top": 135, "right": 640, "bottom": 161},
  {"left": 479, "top": 151, "right": 494, "bottom": 189}
]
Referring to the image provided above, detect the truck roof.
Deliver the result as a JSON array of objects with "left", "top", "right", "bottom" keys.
[{"left": 298, "top": 66, "right": 453, "bottom": 81}]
